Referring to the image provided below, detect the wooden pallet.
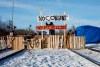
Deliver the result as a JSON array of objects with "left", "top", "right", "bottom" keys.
[
  {"left": 7, "top": 36, "right": 24, "bottom": 50},
  {"left": 66, "top": 35, "right": 85, "bottom": 49}
]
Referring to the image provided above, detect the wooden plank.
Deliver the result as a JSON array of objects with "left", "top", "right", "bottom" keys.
[
  {"left": 51, "top": 35, "right": 52, "bottom": 48},
  {"left": 70, "top": 36, "right": 72, "bottom": 49},
  {"left": 60, "top": 35, "right": 63, "bottom": 49},
  {"left": 57, "top": 35, "right": 59, "bottom": 49},
  {"left": 73, "top": 35, "right": 75, "bottom": 49},
  {"left": 53, "top": 35, "right": 55, "bottom": 48},
  {"left": 79, "top": 37, "right": 81, "bottom": 49},
  {"left": 55, "top": 35, "right": 58, "bottom": 49},
  {"left": 47, "top": 36, "right": 50, "bottom": 49},
  {"left": 67, "top": 36, "right": 70, "bottom": 49}
]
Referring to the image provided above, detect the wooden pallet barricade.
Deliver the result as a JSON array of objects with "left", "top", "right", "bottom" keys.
[
  {"left": 7, "top": 36, "right": 24, "bottom": 50},
  {"left": 26, "top": 35, "right": 64, "bottom": 49},
  {"left": 0, "top": 36, "right": 7, "bottom": 50},
  {"left": 46, "top": 35, "right": 64, "bottom": 49},
  {"left": 26, "top": 38, "right": 41, "bottom": 50},
  {"left": 66, "top": 35, "right": 85, "bottom": 49}
]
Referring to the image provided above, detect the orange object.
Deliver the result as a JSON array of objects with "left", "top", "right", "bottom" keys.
[{"left": 36, "top": 25, "right": 67, "bottom": 30}]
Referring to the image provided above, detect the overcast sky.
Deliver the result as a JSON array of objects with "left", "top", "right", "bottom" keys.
[{"left": 0, "top": 0, "right": 100, "bottom": 30}]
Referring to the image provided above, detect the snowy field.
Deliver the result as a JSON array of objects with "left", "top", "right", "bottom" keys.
[{"left": 0, "top": 49, "right": 99, "bottom": 67}]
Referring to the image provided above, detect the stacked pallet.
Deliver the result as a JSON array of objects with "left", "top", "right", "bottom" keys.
[
  {"left": 7, "top": 36, "right": 14, "bottom": 48},
  {"left": 0, "top": 36, "right": 7, "bottom": 50},
  {"left": 27, "top": 38, "right": 41, "bottom": 50},
  {"left": 7, "top": 36, "right": 24, "bottom": 50},
  {"left": 47, "top": 35, "right": 64, "bottom": 49},
  {"left": 26, "top": 35, "right": 85, "bottom": 50},
  {"left": 27, "top": 35, "right": 64, "bottom": 49},
  {"left": 66, "top": 35, "right": 85, "bottom": 49}
]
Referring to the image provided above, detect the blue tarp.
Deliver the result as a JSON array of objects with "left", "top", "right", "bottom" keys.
[{"left": 75, "top": 25, "right": 100, "bottom": 44}]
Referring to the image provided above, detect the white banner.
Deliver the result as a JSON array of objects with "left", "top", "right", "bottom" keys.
[{"left": 37, "top": 15, "right": 69, "bottom": 22}]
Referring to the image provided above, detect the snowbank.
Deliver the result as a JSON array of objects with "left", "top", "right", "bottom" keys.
[{"left": 0, "top": 49, "right": 99, "bottom": 67}]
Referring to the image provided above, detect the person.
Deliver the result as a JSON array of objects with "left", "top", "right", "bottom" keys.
[{"left": 46, "top": 22, "right": 55, "bottom": 35}]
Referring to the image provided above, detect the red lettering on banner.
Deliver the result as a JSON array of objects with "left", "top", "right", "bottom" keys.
[{"left": 36, "top": 25, "right": 67, "bottom": 30}]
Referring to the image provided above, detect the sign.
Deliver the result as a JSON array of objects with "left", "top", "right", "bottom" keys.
[
  {"left": 37, "top": 15, "right": 68, "bottom": 22},
  {"left": 36, "top": 25, "right": 66, "bottom": 30}
]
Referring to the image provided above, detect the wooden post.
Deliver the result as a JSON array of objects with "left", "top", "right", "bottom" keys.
[
  {"left": 52, "top": 35, "right": 55, "bottom": 49},
  {"left": 40, "top": 7, "right": 43, "bottom": 39},
  {"left": 47, "top": 35, "right": 50, "bottom": 49},
  {"left": 57, "top": 35, "right": 60, "bottom": 49},
  {"left": 61, "top": 35, "right": 63, "bottom": 49},
  {"left": 55, "top": 35, "right": 58, "bottom": 49},
  {"left": 39, "top": 39, "right": 41, "bottom": 49},
  {"left": 82, "top": 37, "right": 85, "bottom": 49},
  {"left": 50, "top": 35, "right": 52, "bottom": 48},
  {"left": 79, "top": 37, "right": 81, "bottom": 49},
  {"left": 54, "top": 35, "right": 55, "bottom": 48},
  {"left": 74, "top": 35, "right": 76, "bottom": 49},
  {"left": 70, "top": 36, "right": 73, "bottom": 49},
  {"left": 64, "top": 12, "right": 67, "bottom": 48},
  {"left": 84, "top": 36, "right": 86, "bottom": 48}
]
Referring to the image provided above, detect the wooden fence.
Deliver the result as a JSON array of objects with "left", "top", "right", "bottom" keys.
[
  {"left": 0, "top": 36, "right": 24, "bottom": 50},
  {"left": 26, "top": 35, "right": 64, "bottom": 49},
  {"left": 0, "top": 36, "right": 7, "bottom": 50},
  {"left": 7, "top": 36, "right": 24, "bottom": 50},
  {"left": 47, "top": 35, "right": 64, "bottom": 49},
  {"left": 26, "top": 35, "right": 85, "bottom": 50},
  {"left": 66, "top": 35, "right": 85, "bottom": 49},
  {"left": 26, "top": 38, "right": 41, "bottom": 50},
  {"left": 0, "top": 35, "right": 85, "bottom": 50}
]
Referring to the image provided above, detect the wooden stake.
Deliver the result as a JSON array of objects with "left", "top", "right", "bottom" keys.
[
  {"left": 64, "top": 12, "right": 67, "bottom": 48},
  {"left": 40, "top": 7, "right": 43, "bottom": 39}
]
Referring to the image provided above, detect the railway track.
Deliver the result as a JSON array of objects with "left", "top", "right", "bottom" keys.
[
  {"left": 0, "top": 49, "right": 25, "bottom": 62},
  {"left": 86, "top": 47, "right": 100, "bottom": 53},
  {"left": 0, "top": 48, "right": 100, "bottom": 66},
  {"left": 0, "top": 49, "right": 10, "bottom": 54},
  {"left": 70, "top": 49, "right": 100, "bottom": 66}
]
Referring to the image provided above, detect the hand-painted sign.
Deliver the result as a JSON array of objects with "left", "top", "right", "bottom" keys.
[
  {"left": 36, "top": 25, "right": 66, "bottom": 30},
  {"left": 37, "top": 15, "right": 68, "bottom": 22}
]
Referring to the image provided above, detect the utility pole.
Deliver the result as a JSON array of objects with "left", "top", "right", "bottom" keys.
[
  {"left": 9, "top": 2, "right": 14, "bottom": 36},
  {"left": 29, "top": 25, "right": 32, "bottom": 35},
  {"left": 12, "top": 2, "right": 14, "bottom": 28}
]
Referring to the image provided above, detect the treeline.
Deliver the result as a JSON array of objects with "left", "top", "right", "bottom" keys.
[
  {"left": 0, "top": 18, "right": 9, "bottom": 36},
  {"left": 0, "top": 18, "right": 36, "bottom": 36}
]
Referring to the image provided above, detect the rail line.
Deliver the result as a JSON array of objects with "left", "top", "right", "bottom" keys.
[
  {"left": 86, "top": 47, "right": 100, "bottom": 53},
  {"left": 0, "top": 49, "right": 25, "bottom": 62},
  {"left": 70, "top": 49, "right": 100, "bottom": 66},
  {"left": 0, "top": 49, "right": 9, "bottom": 54}
]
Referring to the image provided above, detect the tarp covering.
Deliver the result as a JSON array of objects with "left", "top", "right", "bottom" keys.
[{"left": 75, "top": 25, "right": 100, "bottom": 44}]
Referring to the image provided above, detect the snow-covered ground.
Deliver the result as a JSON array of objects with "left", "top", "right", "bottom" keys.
[
  {"left": 0, "top": 49, "right": 99, "bottom": 67},
  {"left": 74, "top": 49, "right": 100, "bottom": 64},
  {"left": 86, "top": 44, "right": 100, "bottom": 51},
  {"left": 73, "top": 44, "right": 100, "bottom": 66}
]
